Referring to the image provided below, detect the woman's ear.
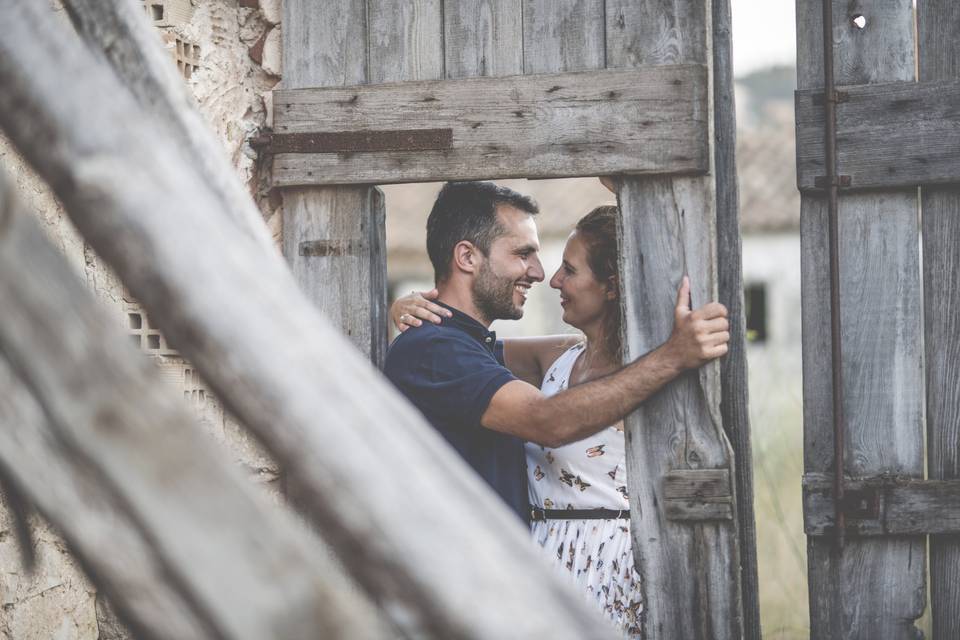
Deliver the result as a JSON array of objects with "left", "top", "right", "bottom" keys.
[
  {"left": 452, "top": 240, "right": 479, "bottom": 274},
  {"left": 606, "top": 275, "right": 619, "bottom": 301}
]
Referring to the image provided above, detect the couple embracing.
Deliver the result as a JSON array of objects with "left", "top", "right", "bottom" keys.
[{"left": 384, "top": 181, "right": 729, "bottom": 636}]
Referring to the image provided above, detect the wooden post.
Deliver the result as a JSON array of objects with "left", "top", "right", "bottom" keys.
[
  {"left": 606, "top": 2, "right": 744, "bottom": 637},
  {"left": 281, "top": 0, "right": 388, "bottom": 365},
  {"left": 797, "top": 2, "right": 925, "bottom": 638},
  {"left": 712, "top": 0, "right": 761, "bottom": 636},
  {"left": 918, "top": 3, "right": 960, "bottom": 637}
]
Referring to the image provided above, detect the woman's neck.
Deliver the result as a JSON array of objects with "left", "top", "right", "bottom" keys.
[{"left": 574, "top": 323, "right": 618, "bottom": 381}]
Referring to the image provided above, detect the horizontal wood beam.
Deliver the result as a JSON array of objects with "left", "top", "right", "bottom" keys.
[
  {"left": 804, "top": 473, "right": 960, "bottom": 536},
  {"left": 270, "top": 65, "right": 709, "bottom": 186},
  {"left": 796, "top": 78, "right": 960, "bottom": 191}
]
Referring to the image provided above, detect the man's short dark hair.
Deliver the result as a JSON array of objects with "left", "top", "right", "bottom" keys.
[{"left": 426, "top": 181, "right": 539, "bottom": 282}]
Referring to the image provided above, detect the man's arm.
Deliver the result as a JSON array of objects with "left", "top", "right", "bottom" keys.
[{"left": 481, "top": 277, "right": 729, "bottom": 447}]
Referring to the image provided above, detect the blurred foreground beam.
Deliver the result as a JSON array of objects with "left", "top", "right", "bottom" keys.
[
  {"left": 60, "top": 0, "right": 277, "bottom": 254},
  {"left": 0, "top": 169, "right": 385, "bottom": 640},
  {"left": 0, "top": 3, "right": 613, "bottom": 638}
]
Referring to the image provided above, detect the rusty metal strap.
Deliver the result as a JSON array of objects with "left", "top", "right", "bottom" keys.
[
  {"left": 803, "top": 473, "right": 960, "bottom": 537},
  {"left": 299, "top": 239, "right": 362, "bottom": 257},
  {"left": 252, "top": 128, "right": 453, "bottom": 154}
]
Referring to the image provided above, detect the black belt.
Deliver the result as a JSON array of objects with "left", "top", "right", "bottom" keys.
[{"left": 529, "top": 507, "right": 629, "bottom": 522}]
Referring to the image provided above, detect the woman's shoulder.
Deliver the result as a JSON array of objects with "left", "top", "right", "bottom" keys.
[{"left": 540, "top": 342, "right": 585, "bottom": 387}]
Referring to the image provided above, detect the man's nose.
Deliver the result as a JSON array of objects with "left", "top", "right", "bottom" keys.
[{"left": 528, "top": 254, "right": 545, "bottom": 282}]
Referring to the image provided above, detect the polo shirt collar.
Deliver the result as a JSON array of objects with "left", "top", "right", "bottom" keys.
[{"left": 437, "top": 301, "right": 498, "bottom": 350}]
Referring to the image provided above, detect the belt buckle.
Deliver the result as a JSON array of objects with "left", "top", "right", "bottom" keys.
[{"left": 530, "top": 508, "right": 545, "bottom": 522}]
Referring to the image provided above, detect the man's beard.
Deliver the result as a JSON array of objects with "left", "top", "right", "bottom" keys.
[{"left": 473, "top": 259, "right": 524, "bottom": 322}]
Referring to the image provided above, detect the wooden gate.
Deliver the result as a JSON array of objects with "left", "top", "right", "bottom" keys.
[
  {"left": 797, "top": 1, "right": 960, "bottom": 637},
  {"left": 277, "top": 1, "right": 758, "bottom": 638}
]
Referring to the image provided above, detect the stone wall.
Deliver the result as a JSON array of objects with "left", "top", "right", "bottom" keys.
[{"left": 0, "top": 1, "right": 282, "bottom": 637}]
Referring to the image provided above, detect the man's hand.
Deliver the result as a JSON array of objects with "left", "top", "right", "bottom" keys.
[{"left": 663, "top": 276, "right": 729, "bottom": 369}]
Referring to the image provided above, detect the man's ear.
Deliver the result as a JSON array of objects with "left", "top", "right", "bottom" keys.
[{"left": 452, "top": 240, "right": 481, "bottom": 274}]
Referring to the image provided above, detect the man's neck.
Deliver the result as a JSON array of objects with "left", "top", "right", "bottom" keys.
[{"left": 436, "top": 283, "right": 491, "bottom": 327}]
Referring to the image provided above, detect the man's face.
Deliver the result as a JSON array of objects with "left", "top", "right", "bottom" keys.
[{"left": 472, "top": 205, "right": 545, "bottom": 322}]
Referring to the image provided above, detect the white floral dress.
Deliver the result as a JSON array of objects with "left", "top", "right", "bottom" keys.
[{"left": 526, "top": 344, "right": 643, "bottom": 637}]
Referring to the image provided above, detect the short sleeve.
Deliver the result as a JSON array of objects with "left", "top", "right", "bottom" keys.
[{"left": 385, "top": 329, "right": 517, "bottom": 430}]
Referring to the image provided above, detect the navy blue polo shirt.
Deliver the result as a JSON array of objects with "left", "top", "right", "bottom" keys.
[{"left": 384, "top": 303, "right": 528, "bottom": 522}]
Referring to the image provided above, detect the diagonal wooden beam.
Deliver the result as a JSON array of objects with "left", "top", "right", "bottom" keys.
[
  {"left": 60, "top": 0, "right": 276, "bottom": 254},
  {"left": 0, "top": 3, "right": 615, "bottom": 638},
  {"left": 0, "top": 169, "right": 386, "bottom": 640}
]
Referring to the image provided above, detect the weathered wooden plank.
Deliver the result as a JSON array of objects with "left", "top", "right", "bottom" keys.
[
  {"left": 919, "top": 3, "right": 960, "bottom": 638},
  {"left": 663, "top": 468, "right": 731, "bottom": 499},
  {"left": 271, "top": 66, "right": 709, "bottom": 185},
  {"left": 712, "top": 0, "right": 761, "bottom": 636},
  {"left": 0, "top": 170, "right": 384, "bottom": 640},
  {"left": 368, "top": 0, "right": 443, "bottom": 84},
  {"left": 606, "top": 1, "right": 743, "bottom": 637},
  {"left": 796, "top": 79, "right": 960, "bottom": 191},
  {"left": 60, "top": 0, "right": 275, "bottom": 255},
  {"left": 804, "top": 474, "right": 960, "bottom": 536},
  {"left": 664, "top": 498, "right": 733, "bottom": 522},
  {"left": 282, "top": 0, "right": 388, "bottom": 364},
  {"left": 521, "top": 0, "right": 604, "bottom": 74},
  {"left": 0, "top": 2, "right": 616, "bottom": 639},
  {"left": 443, "top": 0, "right": 522, "bottom": 78},
  {"left": 797, "top": 2, "right": 925, "bottom": 639}
]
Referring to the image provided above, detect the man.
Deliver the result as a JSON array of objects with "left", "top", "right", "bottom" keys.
[{"left": 384, "top": 181, "right": 729, "bottom": 521}]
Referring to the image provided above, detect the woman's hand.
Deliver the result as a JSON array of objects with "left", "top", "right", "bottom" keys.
[{"left": 391, "top": 288, "right": 452, "bottom": 332}]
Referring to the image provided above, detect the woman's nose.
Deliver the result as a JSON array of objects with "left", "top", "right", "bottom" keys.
[{"left": 549, "top": 269, "right": 562, "bottom": 289}]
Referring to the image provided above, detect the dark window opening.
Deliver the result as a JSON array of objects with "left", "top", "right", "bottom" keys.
[
  {"left": 744, "top": 283, "right": 768, "bottom": 343},
  {"left": 151, "top": 4, "right": 164, "bottom": 21}
]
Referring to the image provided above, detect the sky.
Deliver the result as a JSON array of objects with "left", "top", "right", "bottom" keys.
[{"left": 730, "top": 0, "right": 797, "bottom": 77}]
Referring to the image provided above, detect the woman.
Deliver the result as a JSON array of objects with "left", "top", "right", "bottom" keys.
[{"left": 392, "top": 205, "right": 643, "bottom": 636}]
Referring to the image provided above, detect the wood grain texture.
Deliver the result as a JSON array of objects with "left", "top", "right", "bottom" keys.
[
  {"left": 271, "top": 66, "right": 709, "bottom": 185},
  {"left": 0, "top": 170, "right": 384, "bottom": 640},
  {"left": 795, "top": 79, "right": 960, "bottom": 190},
  {"left": 609, "top": 2, "right": 743, "bottom": 638},
  {"left": 711, "top": 0, "right": 761, "bottom": 636},
  {"left": 59, "top": 0, "right": 276, "bottom": 256},
  {"left": 521, "top": 0, "right": 604, "bottom": 74},
  {"left": 0, "top": 2, "right": 616, "bottom": 639},
  {"left": 282, "top": 0, "right": 387, "bottom": 364},
  {"left": 368, "top": 0, "right": 443, "bottom": 83},
  {"left": 804, "top": 474, "right": 960, "bottom": 536},
  {"left": 797, "top": 2, "right": 925, "bottom": 638},
  {"left": 918, "top": 2, "right": 960, "bottom": 637},
  {"left": 443, "top": 0, "right": 522, "bottom": 78}
]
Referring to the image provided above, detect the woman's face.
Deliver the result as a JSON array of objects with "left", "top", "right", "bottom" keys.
[{"left": 549, "top": 231, "right": 614, "bottom": 331}]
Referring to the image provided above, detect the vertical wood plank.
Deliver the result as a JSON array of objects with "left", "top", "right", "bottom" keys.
[
  {"left": 606, "top": 1, "right": 743, "bottom": 638},
  {"left": 521, "top": 0, "right": 605, "bottom": 74},
  {"left": 712, "top": 0, "right": 761, "bottom": 637},
  {"left": 918, "top": 3, "right": 960, "bottom": 638},
  {"left": 443, "top": 0, "right": 523, "bottom": 78},
  {"left": 796, "top": 2, "right": 925, "bottom": 638},
  {"left": 282, "top": 0, "right": 388, "bottom": 365},
  {"left": 368, "top": 0, "right": 444, "bottom": 83}
]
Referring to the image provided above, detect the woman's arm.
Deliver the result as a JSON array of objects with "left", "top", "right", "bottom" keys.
[
  {"left": 389, "top": 290, "right": 579, "bottom": 385},
  {"left": 390, "top": 288, "right": 451, "bottom": 331},
  {"left": 502, "top": 335, "right": 581, "bottom": 387}
]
